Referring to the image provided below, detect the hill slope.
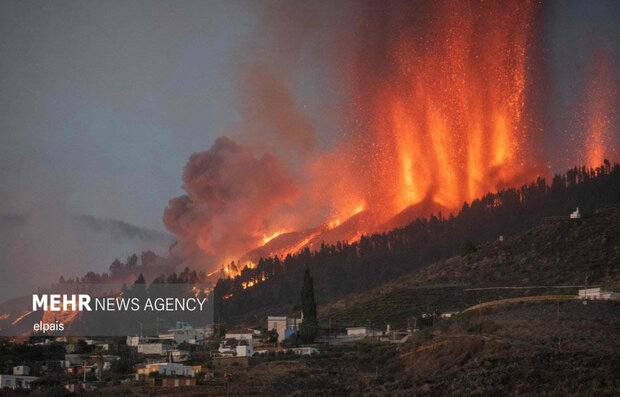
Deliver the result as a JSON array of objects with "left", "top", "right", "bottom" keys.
[{"left": 318, "top": 205, "right": 620, "bottom": 328}]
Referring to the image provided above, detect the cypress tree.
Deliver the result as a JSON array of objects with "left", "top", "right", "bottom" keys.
[{"left": 300, "top": 265, "right": 318, "bottom": 343}]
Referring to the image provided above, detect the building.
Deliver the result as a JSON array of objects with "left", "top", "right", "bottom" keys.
[
  {"left": 137, "top": 343, "right": 173, "bottom": 355},
  {"left": 218, "top": 344, "right": 236, "bottom": 356},
  {"left": 158, "top": 322, "right": 213, "bottom": 345},
  {"left": 126, "top": 336, "right": 159, "bottom": 347},
  {"left": 254, "top": 346, "right": 318, "bottom": 355},
  {"left": 13, "top": 365, "right": 30, "bottom": 376},
  {"left": 235, "top": 345, "right": 254, "bottom": 357},
  {"left": 150, "top": 377, "right": 196, "bottom": 387},
  {"left": 440, "top": 311, "right": 460, "bottom": 319},
  {"left": 0, "top": 374, "right": 39, "bottom": 390},
  {"left": 578, "top": 288, "right": 620, "bottom": 300},
  {"left": 346, "top": 327, "right": 382, "bottom": 337},
  {"left": 65, "top": 354, "right": 89, "bottom": 366},
  {"left": 224, "top": 328, "right": 256, "bottom": 343},
  {"left": 254, "top": 346, "right": 286, "bottom": 355},
  {"left": 169, "top": 349, "right": 190, "bottom": 362},
  {"left": 85, "top": 340, "right": 110, "bottom": 351},
  {"left": 289, "top": 347, "right": 319, "bottom": 355},
  {"left": 267, "top": 315, "right": 302, "bottom": 342},
  {"left": 570, "top": 207, "right": 582, "bottom": 219},
  {"left": 135, "top": 363, "right": 204, "bottom": 378},
  {"left": 42, "top": 360, "right": 65, "bottom": 373}
]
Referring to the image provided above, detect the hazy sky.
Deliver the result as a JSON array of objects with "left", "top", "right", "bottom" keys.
[{"left": 0, "top": 1, "right": 258, "bottom": 230}]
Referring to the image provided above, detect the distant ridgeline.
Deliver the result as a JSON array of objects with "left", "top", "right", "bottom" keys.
[{"left": 215, "top": 161, "right": 620, "bottom": 322}]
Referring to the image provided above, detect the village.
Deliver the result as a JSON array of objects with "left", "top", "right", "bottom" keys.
[
  {"left": 0, "top": 313, "right": 414, "bottom": 392},
  {"left": 1, "top": 285, "right": 618, "bottom": 394}
]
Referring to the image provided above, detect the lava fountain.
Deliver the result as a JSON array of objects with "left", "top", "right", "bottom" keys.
[
  {"left": 582, "top": 51, "right": 618, "bottom": 168},
  {"left": 346, "top": 0, "right": 544, "bottom": 218}
]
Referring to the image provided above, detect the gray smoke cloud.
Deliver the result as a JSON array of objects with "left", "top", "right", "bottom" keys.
[{"left": 163, "top": 137, "right": 299, "bottom": 266}]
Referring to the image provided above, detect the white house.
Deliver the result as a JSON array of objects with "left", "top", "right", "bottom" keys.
[
  {"left": 218, "top": 344, "right": 236, "bottom": 356},
  {"left": 224, "top": 329, "right": 255, "bottom": 343},
  {"left": 267, "top": 316, "right": 302, "bottom": 342},
  {"left": 290, "top": 347, "right": 319, "bottom": 356},
  {"left": 235, "top": 345, "right": 254, "bottom": 357},
  {"left": 346, "top": 327, "right": 382, "bottom": 337},
  {"left": 578, "top": 288, "right": 620, "bottom": 300},
  {"left": 0, "top": 374, "right": 39, "bottom": 390},
  {"left": 158, "top": 323, "right": 213, "bottom": 345}
]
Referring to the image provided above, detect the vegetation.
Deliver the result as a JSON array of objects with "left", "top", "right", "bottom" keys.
[
  {"left": 460, "top": 239, "right": 476, "bottom": 257},
  {"left": 300, "top": 266, "right": 319, "bottom": 343},
  {"left": 317, "top": 204, "right": 619, "bottom": 328}
]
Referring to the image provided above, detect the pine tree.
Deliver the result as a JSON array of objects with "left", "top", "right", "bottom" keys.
[{"left": 300, "top": 265, "right": 318, "bottom": 343}]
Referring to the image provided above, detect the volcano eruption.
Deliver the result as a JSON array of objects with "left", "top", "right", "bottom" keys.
[{"left": 163, "top": 1, "right": 619, "bottom": 277}]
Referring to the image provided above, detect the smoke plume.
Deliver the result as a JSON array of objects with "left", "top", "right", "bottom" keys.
[{"left": 163, "top": 137, "right": 299, "bottom": 265}]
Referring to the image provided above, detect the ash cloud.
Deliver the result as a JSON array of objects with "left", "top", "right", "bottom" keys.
[
  {"left": 235, "top": 65, "right": 317, "bottom": 165},
  {"left": 163, "top": 137, "right": 299, "bottom": 266},
  {"left": 162, "top": 1, "right": 349, "bottom": 268}
]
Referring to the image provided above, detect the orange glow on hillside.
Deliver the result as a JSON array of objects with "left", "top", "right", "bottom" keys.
[
  {"left": 11, "top": 311, "right": 33, "bottom": 326},
  {"left": 262, "top": 232, "right": 285, "bottom": 246}
]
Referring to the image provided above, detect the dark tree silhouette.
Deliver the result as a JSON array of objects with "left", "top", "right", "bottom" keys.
[
  {"left": 460, "top": 239, "right": 476, "bottom": 257},
  {"left": 300, "top": 265, "right": 318, "bottom": 343}
]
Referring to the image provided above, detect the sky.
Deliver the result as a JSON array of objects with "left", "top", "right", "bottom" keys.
[
  {"left": 0, "top": 1, "right": 618, "bottom": 297},
  {"left": 0, "top": 1, "right": 257, "bottom": 230},
  {"left": 0, "top": 1, "right": 264, "bottom": 296}
]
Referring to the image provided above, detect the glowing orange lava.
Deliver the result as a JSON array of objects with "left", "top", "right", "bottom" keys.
[
  {"left": 582, "top": 52, "right": 618, "bottom": 168},
  {"left": 11, "top": 311, "right": 33, "bottom": 326},
  {"left": 361, "top": 1, "right": 540, "bottom": 214},
  {"left": 262, "top": 232, "right": 285, "bottom": 246}
]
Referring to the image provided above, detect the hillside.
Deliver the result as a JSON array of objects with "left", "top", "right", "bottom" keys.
[
  {"left": 318, "top": 205, "right": 620, "bottom": 329},
  {"left": 414, "top": 206, "right": 620, "bottom": 287},
  {"left": 81, "top": 300, "right": 620, "bottom": 396}
]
